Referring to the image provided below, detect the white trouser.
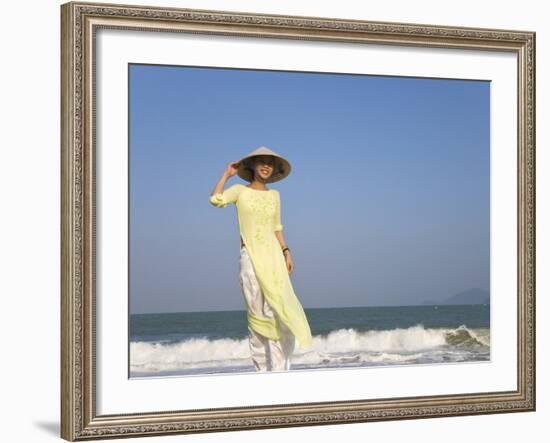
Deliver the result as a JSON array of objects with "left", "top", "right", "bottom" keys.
[{"left": 239, "top": 245, "right": 296, "bottom": 372}]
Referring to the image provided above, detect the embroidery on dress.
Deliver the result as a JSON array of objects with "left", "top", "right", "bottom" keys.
[{"left": 248, "top": 192, "right": 277, "bottom": 247}]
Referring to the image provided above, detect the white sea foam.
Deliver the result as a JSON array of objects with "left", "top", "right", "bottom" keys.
[{"left": 130, "top": 324, "right": 489, "bottom": 375}]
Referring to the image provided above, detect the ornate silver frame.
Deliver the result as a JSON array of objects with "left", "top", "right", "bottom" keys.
[{"left": 60, "top": 1, "right": 536, "bottom": 440}]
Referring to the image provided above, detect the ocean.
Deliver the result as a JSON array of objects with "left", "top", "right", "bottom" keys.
[{"left": 129, "top": 304, "right": 490, "bottom": 377}]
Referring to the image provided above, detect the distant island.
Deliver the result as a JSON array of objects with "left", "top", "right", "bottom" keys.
[{"left": 421, "top": 288, "right": 490, "bottom": 306}]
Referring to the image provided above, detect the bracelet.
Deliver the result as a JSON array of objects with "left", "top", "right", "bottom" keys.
[{"left": 282, "top": 247, "right": 290, "bottom": 255}]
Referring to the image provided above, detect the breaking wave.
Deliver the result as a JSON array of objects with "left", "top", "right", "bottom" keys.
[{"left": 130, "top": 324, "right": 490, "bottom": 376}]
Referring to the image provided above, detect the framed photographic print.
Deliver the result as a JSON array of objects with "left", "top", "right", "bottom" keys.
[{"left": 60, "top": 0, "right": 536, "bottom": 440}]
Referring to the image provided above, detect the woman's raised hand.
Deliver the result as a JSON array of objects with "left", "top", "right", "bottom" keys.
[{"left": 224, "top": 161, "right": 240, "bottom": 177}]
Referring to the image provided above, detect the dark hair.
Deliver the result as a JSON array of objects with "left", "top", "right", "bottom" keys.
[{"left": 243, "top": 157, "right": 256, "bottom": 177}]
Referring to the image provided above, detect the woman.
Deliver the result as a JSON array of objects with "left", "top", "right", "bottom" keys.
[{"left": 209, "top": 145, "right": 313, "bottom": 372}]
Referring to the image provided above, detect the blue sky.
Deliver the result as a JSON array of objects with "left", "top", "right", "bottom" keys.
[{"left": 129, "top": 64, "right": 490, "bottom": 314}]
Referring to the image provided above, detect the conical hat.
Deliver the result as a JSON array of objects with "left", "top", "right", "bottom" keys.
[{"left": 237, "top": 146, "right": 291, "bottom": 183}]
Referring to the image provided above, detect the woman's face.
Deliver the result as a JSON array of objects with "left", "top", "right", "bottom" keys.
[{"left": 252, "top": 155, "right": 275, "bottom": 181}]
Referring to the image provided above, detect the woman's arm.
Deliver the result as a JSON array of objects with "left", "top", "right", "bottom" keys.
[
  {"left": 211, "top": 161, "right": 239, "bottom": 195},
  {"left": 274, "top": 191, "right": 294, "bottom": 274},
  {"left": 209, "top": 161, "right": 241, "bottom": 208},
  {"left": 275, "top": 231, "right": 294, "bottom": 275}
]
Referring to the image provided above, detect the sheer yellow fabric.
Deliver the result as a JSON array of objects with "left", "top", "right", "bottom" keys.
[{"left": 209, "top": 183, "right": 313, "bottom": 350}]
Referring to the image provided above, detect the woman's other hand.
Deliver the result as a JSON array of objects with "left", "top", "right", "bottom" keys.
[{"left": 285, "top": 251, "right": 294, "bottom": 274}]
